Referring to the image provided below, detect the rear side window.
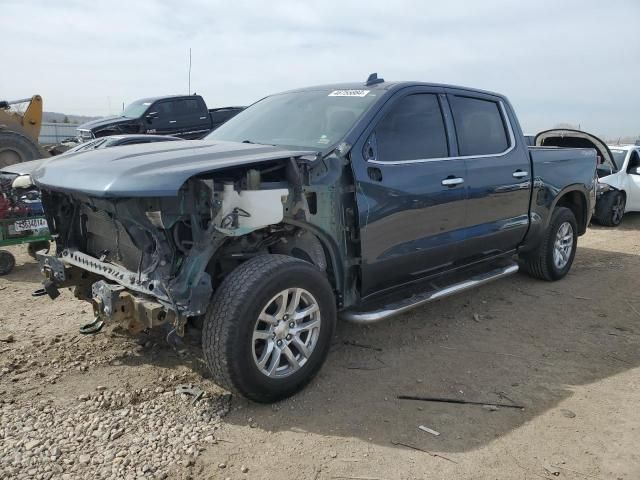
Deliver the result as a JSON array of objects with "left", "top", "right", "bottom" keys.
[
  {"left": 374, "top": 94, "right": 448, "bottom": 162},
  {"left": 449, "top": 96, "right": 509, "bottom": 156}
]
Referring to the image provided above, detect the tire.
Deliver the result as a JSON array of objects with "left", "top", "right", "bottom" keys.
[
  {"left": 202, "top": 254, "right": 336, "bottom": 403},
  {"left": 594, "top": 190, "right": 625, "bottom": 227},
  {"left": 0, "top": 130, "right": 42, "bottom": 168},
  {"left": 0, "top": 250, "right": 16, "bottom": 275},
  {"left": 27, "top": 240, "right": 50, "bottom": 260},
  {"left": 521, "top": 207, "right": 577, "bottom": 281}
]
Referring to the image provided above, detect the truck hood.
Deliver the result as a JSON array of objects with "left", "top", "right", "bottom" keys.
[
  {"left": 535, "top": 129, "right": 616, "bottom": 171},
  {"left": 31, "top": 140, "right": 316, "bottom": 197},
  {"left": 77, "top": 115, "right": 133, "bottom": 131}
]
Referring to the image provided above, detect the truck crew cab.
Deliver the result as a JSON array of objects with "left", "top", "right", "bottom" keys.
[
  {"left": 76, "top": 95, "right": 243, "bottom": 141},
  {"left": 33, "top": 75, "right": 596, "bottom": 402}
]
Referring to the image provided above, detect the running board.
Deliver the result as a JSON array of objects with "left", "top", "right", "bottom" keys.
[{"left": 341, "top": 262, "right": 519, "bottom": 323}]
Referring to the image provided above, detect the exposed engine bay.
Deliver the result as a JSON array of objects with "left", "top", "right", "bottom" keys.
[{"left": 37, "top": 155, "right": 350, "bottom": 336}]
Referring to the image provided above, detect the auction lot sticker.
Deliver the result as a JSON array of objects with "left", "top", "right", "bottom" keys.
[{"left": 328, "top": 90, "right": 370, "bottom": 97}]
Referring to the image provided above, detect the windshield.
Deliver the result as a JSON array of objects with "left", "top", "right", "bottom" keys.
[
  {"left": 122, "top": 100, "right": 153, "bottom": 119},
  {"left": 610, "top": 149, "right": 627, "bottom": 168},
  {"left": 206, "top": 89, "right": 380, "bottom": 149}
]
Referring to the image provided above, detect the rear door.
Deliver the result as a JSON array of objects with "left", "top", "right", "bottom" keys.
[
  {"left": 352, "top": 88, "right": 467, "bottom": 297},
  {"left": 446, "top": 90, "right": 531, "bottom": 262}
]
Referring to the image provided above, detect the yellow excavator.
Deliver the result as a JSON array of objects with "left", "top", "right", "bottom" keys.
[{"left": 0, "top": 95, "right": 48, "bottom": 168}]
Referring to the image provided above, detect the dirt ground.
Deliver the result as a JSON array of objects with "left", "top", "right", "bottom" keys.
[{"left": 2, "top": 215, "right": 640, "bottom": 480}]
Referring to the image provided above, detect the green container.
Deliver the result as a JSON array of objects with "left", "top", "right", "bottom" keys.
[{"left": 0, "top": 216, "right": 52, "bottom": 275}]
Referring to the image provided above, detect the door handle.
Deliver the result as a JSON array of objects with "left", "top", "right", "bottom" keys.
[
  {"left": 169, "top": 120, "right": 177, "bottom": 124},
  {"left": 441, "top": 177, "right": 464, "bottom": 187},
  {"left": 512, "top": 170, "right": 529, "bottom": 178}
]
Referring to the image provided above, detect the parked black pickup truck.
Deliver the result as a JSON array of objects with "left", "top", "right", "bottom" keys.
[
  {"left": 33, "top": 75, "right": 597, "bottom": 402},
  {"left": 76, "top": 95, "right": 243, "bottom": 141}
]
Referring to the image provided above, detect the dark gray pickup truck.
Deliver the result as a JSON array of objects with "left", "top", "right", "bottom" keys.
[{"left": 32, "top": 75, "right": 597, "bottom": 402}]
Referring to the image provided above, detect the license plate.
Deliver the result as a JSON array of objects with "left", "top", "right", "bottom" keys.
[{"left": 14, "top": 218, "right": 48, "bottom": 232}]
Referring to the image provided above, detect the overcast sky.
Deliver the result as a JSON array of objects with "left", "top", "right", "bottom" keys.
[{"left": 2, "top": 0, "right": 639, "bottom": 137}]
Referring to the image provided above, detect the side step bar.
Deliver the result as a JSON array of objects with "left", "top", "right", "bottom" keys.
[{"left": 341, "top": 262, "right": 519, "bottom": 324}]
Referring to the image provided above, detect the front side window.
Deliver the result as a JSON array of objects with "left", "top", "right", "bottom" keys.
[
  {"left": 373, "top": 94, "right": 449, "bottom": 162},
  {"left": 176, "top": 99, "right": 203, "bottom": 115},
  {"left": 122, "top": 100, "right": 152, "bottom": 119},
  {"left": 156, "top": 101, "right": 176, "bottom": 117},
  {"left": 449, "top": 96, "right": 509, "bottom": 156}
]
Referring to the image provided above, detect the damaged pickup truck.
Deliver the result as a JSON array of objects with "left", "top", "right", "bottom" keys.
[{"left": 32, "top": 75, "right": 597, "bottom": 402}]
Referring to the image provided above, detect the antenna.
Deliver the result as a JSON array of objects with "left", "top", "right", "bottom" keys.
[
  {"left": 188, "top": 48, "right": 192, "bottom": 95},
  {"left": 365, "top": 72, "right": 384, "bottom": 86}
]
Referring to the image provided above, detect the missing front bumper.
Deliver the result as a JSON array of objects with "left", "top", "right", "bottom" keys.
[
  {"left": 37, "top": 252, "right": 176, "bottom": 334},
  {"left": 91, "top": 280, "right": 174, "bottom": 334}
]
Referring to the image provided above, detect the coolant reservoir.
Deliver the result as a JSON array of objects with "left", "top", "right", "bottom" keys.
[{"left": 217, "top": 183, "right": 289, "bottom": 232}]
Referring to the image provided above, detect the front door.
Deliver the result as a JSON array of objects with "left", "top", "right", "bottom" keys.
[
  {"left": 150, "top": 100, "right": 180, "bottom": 135},
  {"left": 175, "top": 97, "right": 211, "bottom": 138},
  {"left": 352, "top": 89, "right": 467, "bottom": 298},
  {"left": 446, "top": 90, "right": 531, "bottom": 262}
]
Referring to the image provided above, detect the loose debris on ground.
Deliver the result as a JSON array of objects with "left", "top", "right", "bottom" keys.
[{"left": 1, "top": 386, "right": 230, "bottom": 480}]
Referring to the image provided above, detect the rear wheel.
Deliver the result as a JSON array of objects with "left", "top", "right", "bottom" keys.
[
  {"left": 202, "top": 254, "right": 336, "bottom": 403},
  {"left": 0, "top": 250, "right": 16, "bottom": 275},
  {"left": 521, "top": 207, "right": 577, "bottom": 281},
  {"left": 594, "top": 190, "right": 625, "bottom": 227}
]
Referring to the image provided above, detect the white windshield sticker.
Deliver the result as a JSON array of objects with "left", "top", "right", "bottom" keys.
[{"left": 328, "top": 90, "right": 370, "bottom": 97}]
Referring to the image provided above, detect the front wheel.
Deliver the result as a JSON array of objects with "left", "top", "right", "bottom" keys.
[
  {"left": 520, "top": 207, "right": 578, "bottom": 281},
  {"left": 594, "top": 190, "right": 625, "bottom": 227},
  {"left": 202, "top": 255, "right": 336, "bottom": 403}
]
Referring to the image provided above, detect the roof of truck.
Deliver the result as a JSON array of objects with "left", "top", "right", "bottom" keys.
[
  {"left": 278, "top": 80, "right": 504, "bottom": 99},
  {"left": 133, "top": 94, "right": 202, "bottom": 103}
]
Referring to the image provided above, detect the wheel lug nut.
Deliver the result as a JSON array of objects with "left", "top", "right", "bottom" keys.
[
  {"left": 289, "top": 322, "right": 295, "bottom": 328},
  {"left": 286, "top": 334, "right": 292, "bottom": 340},
  {"left": 276, "top": 340, "right": 283, "bottom": 346}
]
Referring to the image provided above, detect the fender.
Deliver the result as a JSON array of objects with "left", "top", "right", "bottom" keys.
[
  {"left": 519, "top": 183, "right": 592, "bottom": 253},
  {"left": 283, "top": 218, "right": 345, "bottom": 300}
]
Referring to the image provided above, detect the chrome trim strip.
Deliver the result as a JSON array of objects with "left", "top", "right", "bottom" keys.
[
  {"left": 367, "top": 101, "right": 516, "bottom": 165},
  {"left": 441, "top": 177, "right": 464, "bottom": 186},
  {"left": 341, "top": 263, "right": 519, "bottom": 323}
]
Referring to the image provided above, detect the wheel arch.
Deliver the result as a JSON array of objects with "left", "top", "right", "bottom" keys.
[
  {"left": 552, "top": 188, "right": 590, "bottom": 235},
  {"left": 282, "top": 219, "right": 345, "bottom": 298}
]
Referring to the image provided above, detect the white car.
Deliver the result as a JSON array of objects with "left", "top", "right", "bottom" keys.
[
  {"left": 534, "top": 129, "right": 639, "bottom": 227},
  {"left": 596, "top": 145, "right": 640, "bottom": 226}
]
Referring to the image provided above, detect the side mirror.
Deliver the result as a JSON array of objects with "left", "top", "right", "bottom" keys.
[
  {"left": 145, "top": 112, "right": 158, "bottom": 123},
  {"left": 629, "top": 166, "right": 640, "bottom": 175}
]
